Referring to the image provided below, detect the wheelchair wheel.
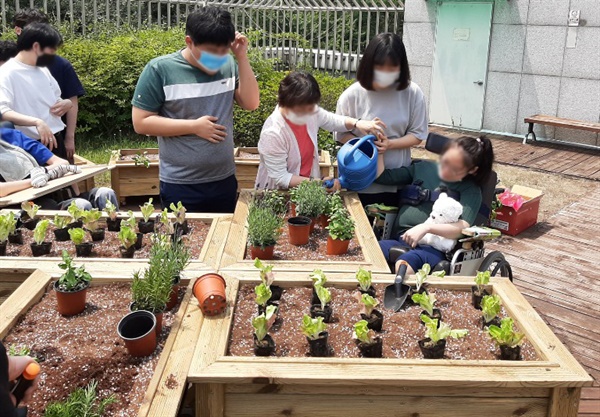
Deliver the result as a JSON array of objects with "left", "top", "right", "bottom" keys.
[{"left": 478, "top": 251, "right": 513, "bottom": 282}]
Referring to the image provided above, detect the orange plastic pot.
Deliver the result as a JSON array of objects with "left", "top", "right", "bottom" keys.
[
  {"left": 326, "top": 236, "right": 350, "bottom": 255},
  {"left": 165, "top": 275, "right": 181, "bottom": 311},
  {"left": 193, "top": 273, "right": 227, "bottom": 316},
  {"left": 117, "top": 310, "right": 157, "bottom": 357},
  {"left": 54, "top": 281, "right": 89, "bottom": 316},
  {"left": 290, "top": 203, "right": 296, "bottom": 217},
  {"left": 288, "top": 216, "right": 311, "bottom": 246},
  {"left": 319, "top": 214, "right": 330, "bottom": 229},
  {"left": 309, "top": 218, "right": 318, "bottom": 233},
  {"left": 250, "top": 245, "right": 275, "bottom": 260}
]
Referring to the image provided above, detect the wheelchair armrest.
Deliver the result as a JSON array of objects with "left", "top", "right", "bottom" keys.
[{"left": 388, "top": 245, "right": 411, "bottom": 264}]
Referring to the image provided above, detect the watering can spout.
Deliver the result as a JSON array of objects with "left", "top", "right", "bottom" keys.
[{"left": 335, "top": 135, "right": 379, "bottom": 191}]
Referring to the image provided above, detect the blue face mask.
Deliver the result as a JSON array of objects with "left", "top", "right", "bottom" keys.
[{"left": 194, "top": 48, "right": 229, "bottom": 72}]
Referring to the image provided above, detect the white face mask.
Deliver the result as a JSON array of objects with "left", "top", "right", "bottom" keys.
[
  {"left": 374, "top": 70, "right": 400, "bottom": 88},
  {"left": 285, "top": 107, "right": 317, "bottom": 126}
]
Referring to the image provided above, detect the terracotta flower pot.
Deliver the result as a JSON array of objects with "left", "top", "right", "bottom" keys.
[
  {"left": 250, "top": 245, "right": 275, "bottom": 260},
  {"left": 89, "top": 228, "right": 105, "bottom": 242},
  {"left": 30, "top": 242, "right": 52, "bottom": 257},
  {"left": 8, "top": 230, "right": 23, "bottom": 245},
  {"left": 290, "top": 203, "right": 296, "bottom": 217},
  {"left": 319, "top": 214, "right": 330, "bottom": 229},
  {"left": 54, "top": 280, "right": 89, "bottom": 316},
  {"left": 287, "top": 216, "right": 311, "bottom": 246},
  {"left": 106, "top": 218, "right": 121, "bottom": 232},
  {"left": 130, "top": 303, "right": 165, "bottom": 337},
  {"left": 193, "top": 273, "right": 227, "bottom": 316},
  {"left": 166, "top": 275, "right": 181, "bottom": 311},
  {"left": 309, "top": 218, "right": 318, "bottom": 233},
  {"left": 53, "top": 227, "right": 70, "bottom": 242},
  {"left": 0, "top": 241, "right": 7, "bottom": 256},
  {"left": 326, "top": 236, "right": 350, "bottom": 255},
  {"left": 117, "top": 310, "right": 157, "bottom": 357},
  {"left": 75, "top": 242, "right": 93, "bottom": 257}
]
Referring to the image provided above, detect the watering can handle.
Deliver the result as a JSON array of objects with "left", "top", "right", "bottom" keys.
[{"left": 342, "top": 135, "right": 377, "bottom": 166}]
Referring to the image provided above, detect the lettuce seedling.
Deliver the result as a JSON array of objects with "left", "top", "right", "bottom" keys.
[
  {"left": 118, "top": 226, "right": 137, "bottom": 249},
  {"left": 57, "top": 250, "right": 92, "bottom": 291},
  {"left": 53, "top": 214, "right": 70, "bottom": 230},
  {"left": 82, "top": 209, "right": 102, "bottom": 232},
  {"left": 414, "top": 263, "right": 446, "bottom": 292},
  {"left": 356, "top": 267, "right": 373, "bottom": 292},
  {"left": 68, "top": 228, "right": 86, "bottom": 245},
  {"left": 33, "top": 219, "right": 50, "bottom": 245},
  {"left": 120, "top": 210, "right": 137, "bottom": 230},
  {"left": 481, "top": 294, "right": 502, "bottom": 324},
  {"left": 103, "top": 200, "right": 118, "bottom": 221},
  {"left": 315, "top": 285, "right": 331, "bottom": 310},
  {"left": 21, "top": 201, "right": 39, "bottom": 219},
  {"left": 159, "top": 208, "right": 174, "bottom": 235},
  {"left": 0, "top": 211, "right": 16, "bottom": 242},
  {"left": 487, "top": 317, "right": 525, "bottom": 348},
  {"left": 67, "top": 201, "right": 84, "bottom": 223},
  {"left": 474, "top": 270, "right": 491, "bottom": 294},
  {"left": 254, "top": 258, "right": 275, "bottom": 287},
  {"left": 353, "top": 320, "right": 375, "bottom": 344},
  {"left": 300, "top": 314, "right": 327, "bottom": 340},
  {"left": 310, "top": 269, "right": 327, "bottom": 287},
  {"left": 252, "top": 305, "right": 277, "bottom": 342},
  {"left": 254, "top": 283, "right": 272, "bottom": 307},
  {"left": 421, "top": 315, "right": 468, "bottom": 344},
  {"left": 411, "top": 292, "right": 437, "bottom": 316},
  {"left": 139, "top": 198, "right": 155, "bottom": 223},
  {"left": 169, "top": 201, "right": 187, "bottom": 225},
  {"left": 357, "top": 293, "right": 379, "bottom": 316}
]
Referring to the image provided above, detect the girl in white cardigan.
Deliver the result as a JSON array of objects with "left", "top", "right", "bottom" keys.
[{"left": 255, "top": 72, "right": 386, "bottom": 190}]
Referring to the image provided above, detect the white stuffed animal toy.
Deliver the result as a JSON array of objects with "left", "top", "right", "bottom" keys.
[{"left": 419, "top": 193, "right": 463, "bottom": 252}]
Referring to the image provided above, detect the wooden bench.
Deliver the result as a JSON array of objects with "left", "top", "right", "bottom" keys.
[{"left": 524, "top": 114, "right": 600, "bottom": 144}]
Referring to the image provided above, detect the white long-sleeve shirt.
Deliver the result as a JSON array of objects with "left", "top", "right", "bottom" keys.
[
  {"left": 256, "top": 106, "right": 347, "bottom": 189},
  {"left": 0, "top": 58, "right": 65, "bottom": 139}
]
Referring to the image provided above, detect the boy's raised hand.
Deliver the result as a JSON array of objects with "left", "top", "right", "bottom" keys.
[
  {"left": 192, "top": 115, "right": 227, "bottom": 143},
  {"left": 231, "top": 31, "right": 249, "bottom": 59}
]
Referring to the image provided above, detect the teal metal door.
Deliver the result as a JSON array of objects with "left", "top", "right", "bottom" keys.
[{"left": 429, "top": 2, "right": 493, "bottom": 130}]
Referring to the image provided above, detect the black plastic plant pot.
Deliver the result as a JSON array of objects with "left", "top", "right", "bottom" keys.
[
  {"left": 357, "top": 337, "right": 383, "bottom": 358},
  {"left": 357, "top": 285, "right": 376, "bottom": 298},
  {"left": 68, "top": 220, "right": 83, "bottom": 230},
  {"left": 174, "top": 220, "right": 189, "bottom": 236},
  {"left": 53, "top": 227, "right": 70, "bottom": 242},
  {"left": 22, "top": 218, "right": 39, "bottom": 231},
  {"left": 360, "top": 309, "right": 384, "bottom": 332},
  {"left": 106, "top": 218, "right": 121, "bottom": 232},
  {"left": 75, "top": 242, "right": 93, "bottom": 257},
  {"left": 269, "top": 285, "right": 283, "bottom": 302},
  {"left": 253, "top": 334, "right": 276, "bottom": 357},
  {"left": 30, "top": 242, "right": 51, "bottom": 257},
  {"left": 310, "top": 304, "right": 333, "bottom": 323},
  {"left": 421, "top": 309, "right": 443, "bottom": 327},
  {"left": 257, "top": 302, "right": 279, "bottom": 316},
  {"left": 307, "top": 332, "right": 329, "bottom": 357},
  {"left": 89, "top": 228, "right": 106, "bottom": 242},
  {"left": 500, "top": 345, "right": 521, "bottom": 361},
  {"left": 138, "top": 220, "right": 155, "bottom": 234},
  {"left": 135, "top": 233, "right": 143, "bottom": 250},
  {"left": 120, "top": 246, "right": 135, "bottom": 258},
  {"left": 310, "top": 288, "right": 320, "bottom": 305},
  {"left": 471, "top": 286, "right": 490, "bottom": 310},
  {"left": 418, "top": 338, "right": 446, "bottom": 359},
  {"left": 481, "top": 316, "right": 502, "bottom": 329},
  {"left": 0, "top": 241, "right": 7, "bottom": 256},
  {"left": 8, "top": 230, "right": 23, "bottom": 245}
]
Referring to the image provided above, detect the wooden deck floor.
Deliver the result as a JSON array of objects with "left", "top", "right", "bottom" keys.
[
  {"left": 487, "top": 191, "right": 600, "bottom": 416},
  {"left": 430, "top": 126, "right": 600, "bottom": 181}
]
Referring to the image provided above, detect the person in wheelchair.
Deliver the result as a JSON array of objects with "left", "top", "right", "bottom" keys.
[{"left": 374, "top": 134, "right": 494, "bottom": 275}]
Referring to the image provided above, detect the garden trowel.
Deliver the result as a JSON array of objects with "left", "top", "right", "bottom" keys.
[{"left": 384, "top": 260, "right": 410, "bottom": 312}]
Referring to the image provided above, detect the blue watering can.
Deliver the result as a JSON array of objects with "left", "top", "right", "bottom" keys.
[{"left": 325, "top": 135, "right": 379, "bottom": 191}]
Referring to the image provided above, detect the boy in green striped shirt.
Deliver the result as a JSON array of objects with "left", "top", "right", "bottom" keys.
[{"left": 132, "top": 7, "right": 259, "bottom": 213}]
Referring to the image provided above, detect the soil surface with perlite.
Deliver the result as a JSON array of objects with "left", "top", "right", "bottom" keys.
[
  {"left": 228, "top": 284, "right": 539, "bottom": 360},
  {"left": 2, "top": 283, "right": 184, "bottom": 416}
]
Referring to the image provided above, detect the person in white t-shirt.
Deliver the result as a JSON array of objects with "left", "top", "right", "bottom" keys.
[
  {"left": 0, "top": 23, "right": 72, "bottom": 154},
  {"left": 335, "top": 33, "right": 429, "bottom": 207}
]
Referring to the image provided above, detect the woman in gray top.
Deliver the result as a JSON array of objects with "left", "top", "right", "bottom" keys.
[{"left": 335, "top": 33, "right": 429, "bottom": 206}]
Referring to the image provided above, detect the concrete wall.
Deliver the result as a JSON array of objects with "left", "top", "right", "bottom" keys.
[{"left": 403, "top": 0, "right": 600, "bottom": 147}]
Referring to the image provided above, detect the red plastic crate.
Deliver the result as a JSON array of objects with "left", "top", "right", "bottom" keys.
[{"left": 491, "top": 186, "right": 543, "bottom": 236}]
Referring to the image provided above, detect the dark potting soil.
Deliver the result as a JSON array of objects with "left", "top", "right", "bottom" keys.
[
  {"left": 244, "top": 213, "right": 364, "bottom": 262},
  {"left": 227, "top": 284, "right": 540, "bottom": 360},
  {"left": 1, "top": 219, "right": 209, "bottom": 259},
  {"left": 2, "top": 283, "right": 184, "bottom": 417}
]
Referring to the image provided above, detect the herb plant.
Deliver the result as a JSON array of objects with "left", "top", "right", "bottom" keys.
[
  {"left": 118, "top": 226, "right": 137, "bottom": 249},
  {"left": 33, "top": 219, "right": 50, "bottom": 245},
  {"left": 43, "top": 380, "right": 115, "bottom": 417},
  {"left": 358, "top": 293, "right": 379, "bottom": 316},
  {"left": 481, "top": 294, "right": 502, "bottom": 324},
  {"left": 140, "top": 198, "right": 155, "bottom": 223},
  {"left": 421, "top": 315, "right": 468, "bottom": 344},
  {"left": 82, "top": 209, "right": 102, "bottom": 232},
  {"left": 411, "top": 292, "right": 437, "bottom": 316},
  {"left": 254, "top": 258, "right": 275, "bottom": 287},
  {"left": 254, "top": 190, "right": 287, "bottom": 216},
  {"left": 21, "top": 201, "right": 39, "bottom": 219},
  {"left": 487, "top": 318, "right": 525, "bottom": 348},
  {"left": 301, "top": 314, "right": 327, "bottom": 340},
  {"left": 7, "top": 345, "right": 31, "bottom": 356},
  {"left": 247, "top": 204, "right": 283, "bottom": 249},
  {"left": 169, "top": 201, "right": 187, "bottom": 224},
  {"left": 57, "top": 250, "right": 92, "bottom": 291},
  {"left": 254, "top": 283, "right": 272, "bottom": 307},
  {"left": 327, "top": 207, "right": 355, "bottom": 241},
  {"left": 353, "top": 320, "right": 376, "bottom": 344},
  {"left": 252, "top": 305, "right": 277, "bottom": 342},
  {"left": 324, "top": 192, "right": 344, "bottom": 217},
  {"left": 356, "top": 268, "right": 372, "bottom": 292},
  {"left": 131, "top": 267, "right": 172, "bottom": 312},
  {"left": 68, "top": 228, "right": 86, "bottom": 245},
  {"left": 315, "top": 285, "right": 331, "bottom": 309},
  {"left": 104, "top": 200, "right": 118, "bottom": 221},
  {"left": 290, "top": 180, "right": 328, "bottom": 218},
  {"left": 53, "top": 214, "right": 70, "bottom": 230},
  {"left": 474, "top": 270, "right": 491, "bottom": 294}
]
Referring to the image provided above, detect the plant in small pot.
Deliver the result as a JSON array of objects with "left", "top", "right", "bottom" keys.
[
  {"left": 66, "top": 201, "right": 84, "bottom": 229},
  {"left": 321, "top": 192, "right": 344, "bottom": 228},
  {"left": 252, "top": 304, "right": 277, "bottom": 356},
  {"left": 158, "top": 208, "right": 176, "bottom": 240},
  {"left": 170, "top": 201, "right": 189, "bottom": 235},
  {"left": 118, "top": 226, "right": 137, "bottom": 258},
  {"left": 254, "top": 258, "right": 282, "bottom": 301},
  {"left": 290, "top": 180, "right": 327, "bottom": 233},
  {"left": 412, "top": 263, "right": 445, "bottom": 298},
  {"left": 163, "top": 235, "right": 191, "bottom": 310},
  {"left": 309, "top": 269, "right": 327, "bottom": 304},
  {"left": 418, "top": 315, "right": 468, "bottom": 359},
  {"left": 356, "top": 293, "right": 383, "bottom": 331},
  {"left": 310, "top": 284, "right": 332, "bottom": 323},
  {"left": 54, "top": 250, "right": 92, "bottom": 316},
  {"left": 301, "top": 314, "right": 329, "bottom": 357},
  {"left": 412, "top": 292, "right": 442, "bottom": 324},
  {"left": 5, "top": 211, "right": 21, "bottom": 245},
  {"left": 122, "top": 210, "right": 143, "bottom": 249},
  {"left": 255, "top": 282, "right": 276, "bottom": 316},
  {"left": 255, "top": 189, "right": 287, "bottom": 217},
  {"left": 0, "top": 211, "right": 14, "bottom": 256},
  {"left": 247, "top": 203, "right": 283, "bottom": 260},
  {"left": 480, "top": 294, "right": 502, "bottom": 329},
  {"left": 104, "top": 200, "right": 120, "bottom": 232},
  {"left": 30, "top": 219, "right": 51, "bottom": 256},
  {"left": 356, "top": 267, "right": 375, "bottom": 297},
  {"left": 20, "top": 201, "right": 40, "bottom": 230},
  {"left": 138, "top": 198, "right": 155, "bottom": 234},
  {"left": 52, "top": 214, "right": 71, "bottom": 241},
  {"left": 472, "top": 270, "right": 491, "bottom": 310},
  {"left": 326, "top": 207, "right": 355, "bottom": 255},
  {"left": 131, "top": 265, "right": 172, "bottom": 336},
  {"left": 69, "top": 227, "right": 92, "bottom": 257},
  {"left": 353, "top": 319, "right": 383, "bottom": 358},
  {"left": 487, "top": 317, "right": 525, "bottom": 360},
  {"left": 82, "top": 209, "right": 105, "bottom": 242}
]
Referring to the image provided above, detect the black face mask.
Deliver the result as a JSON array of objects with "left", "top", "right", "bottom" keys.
[{"left": 36, "top": 53, "right": 56, "bottom": 67}]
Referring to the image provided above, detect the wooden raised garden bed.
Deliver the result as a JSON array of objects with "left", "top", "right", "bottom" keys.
[
  {"left": 188, "top": 271, "right": 592, "bottom": 417},
  {"left": 0, "top": 209, "right": 231, "bottom": 274},
  {"left": 0, "top": 268, "right": 205, "bottom": 417},
  {"left": 218, "top": 190, "right": 389, "bottom": 273},
  {"left": 109, "top": 148, "right": 160, "bottom": 204},
  {"left": 73, "top": 154, "right": 96, "bottom": 193},
  {"left": 234, "top": 147, "right": 333, "bottom": 190}
]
